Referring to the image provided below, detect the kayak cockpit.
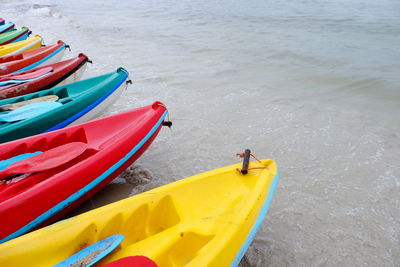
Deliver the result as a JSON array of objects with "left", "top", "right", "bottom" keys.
[
  {"left": 0, "top": 127, "right": 100, "bottom": 201},
  {"left": 0, "top": 147, "right": 99, "bottom": 202}
]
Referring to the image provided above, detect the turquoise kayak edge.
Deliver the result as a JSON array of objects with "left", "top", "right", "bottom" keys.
[
  {"left": 231, "top": 170, "right": 280, "bottom": 267},
  {"left": 45, "top": 68, "right": 128, "bottom": 132}
]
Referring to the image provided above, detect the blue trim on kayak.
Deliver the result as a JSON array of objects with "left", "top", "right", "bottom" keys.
[
  {"left": 230, "top": 171, "right": 280, "bottom": 267},
  {"left": 0, "top": 110, "right": 168, "bottom": 244},
  {"left": 10, "top": 32, "right": 28, "bottom": 44},
  {"left": 13, "top": 44, "right": 66, "bottom": 73},
  {"left": 44, "top": 71, "right": 128, "bottom": 132}
]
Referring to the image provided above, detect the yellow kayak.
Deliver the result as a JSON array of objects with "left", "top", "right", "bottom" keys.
[
  {"left": 0, "top": 155, "right": 278, "bottom": 267},
  {"left": 0, "top": 35, "right": 43, "bottom": 57}
]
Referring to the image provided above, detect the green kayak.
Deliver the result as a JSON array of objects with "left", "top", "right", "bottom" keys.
[
  {"left": 0, "top": 27, "right": 30, "bottom": 46},
  {"left": 0, "top": 67, "right": 129, "bottom": 143}
]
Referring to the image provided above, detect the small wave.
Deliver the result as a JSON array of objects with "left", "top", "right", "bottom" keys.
[{"left": 11, "top": 3, "right": 63, "bottom": 18}]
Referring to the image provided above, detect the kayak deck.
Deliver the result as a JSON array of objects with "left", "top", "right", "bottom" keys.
[{"left": 0, "top": 159, "right": 278, "bottom": 267}]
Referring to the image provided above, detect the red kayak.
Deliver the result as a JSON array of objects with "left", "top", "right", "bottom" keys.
[
  {"left": 0, "top": 102, "right": 170, "bottom": 243},
  {"left": 0, "top": 41, "right": 68, "bottom": 75},
  {"left": 0, "top": 54, "right": 88, "bottom": 99}
]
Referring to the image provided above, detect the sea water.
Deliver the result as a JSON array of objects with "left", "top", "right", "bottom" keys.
[{"left": 1, "top": 0, "right": 399, "bottom": 265}]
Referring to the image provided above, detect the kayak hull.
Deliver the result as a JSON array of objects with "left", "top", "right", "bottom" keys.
[
  {"left": 67, "top": 76, "right": 125, "bottom": 127},
  {"left": 30, "top": 48, "right": 65, "bottom": 70},
  {"left": 53, "top": 60, "right": 86, "bottom": 87},
  {"left": 0, "top": 157, "right": 278, "bottom": 267},
  {"left": 0, "top": 103, "right": 168, "bottom": 244}
]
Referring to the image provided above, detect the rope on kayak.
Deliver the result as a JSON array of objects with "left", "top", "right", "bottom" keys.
[
  {"left": 236, "top": 152, "right": 262, "bottom": 163},
  {"left": 236, "top": 149, "right": 267, "bottom": 174}
]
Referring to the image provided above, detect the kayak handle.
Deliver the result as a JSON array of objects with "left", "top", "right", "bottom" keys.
[
  {"left": 162, "top": 121, "right": 172, "bottom": 127},
  {"left": 239, "top": 149, "right": 251, "bottom": 174},
  {"left": 236, "top": 150, "right": 267, "bottom": 174}
]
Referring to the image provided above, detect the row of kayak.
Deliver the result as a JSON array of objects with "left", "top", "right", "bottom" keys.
[{"left": 0, "top": 18, "right": 279, "bottom": 266}]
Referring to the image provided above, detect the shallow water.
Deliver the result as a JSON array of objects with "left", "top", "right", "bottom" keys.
[{"left": 1, "top": 0, "right": 400, "bottom": 265}]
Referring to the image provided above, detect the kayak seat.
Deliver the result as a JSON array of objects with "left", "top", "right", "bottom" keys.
[
  {"left": 93, "top": 195, "right": 181, "bottom": 249},
  {"left": 58, "top": 97, "right": 74, "bottom": 105},
  {"left": 0, "top": 85, "right": 67, "bottom": 109},
  {"left": 157, "top": 231, "right": 214, "bottom": 266},
  {"left": 91, "top": 195, "right": 213, "bottom": 266},
  {"left": 0, "top": 127, "right": 88, "bottom": 161},
  {"left": 54, "top": 87, "right": 69, "bottom": 98},
  {"left": 148, "top": 195, "right": 181, "bottom": 236}
]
